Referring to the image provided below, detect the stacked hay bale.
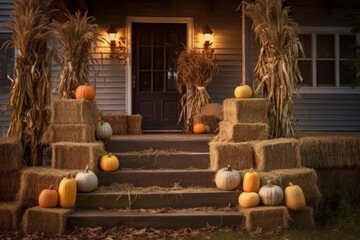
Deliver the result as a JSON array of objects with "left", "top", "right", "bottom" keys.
[
  {"left": 210, "top": 97, "right": 321, "bottom": 231},
  {"left": 49, "top": 99, "right": 106, "bottom": 172},
  {"left": 101, "top": 114, "right": 142, "bottom": 135},
  {"left": 0, "top": 137, "right": 24, "bottom": 230},
  {"left": 193, "top": 103, "right": 223, "bottom": 134}
]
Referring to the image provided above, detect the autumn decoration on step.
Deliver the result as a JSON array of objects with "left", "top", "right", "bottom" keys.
[
  {"left": 100, "top": 153, "right": 119, "bottom": 172},
  {"left": 58, "top": 174, "right": 77, "bottom": 208},
  {"left": 234, "top": 84, "right": 253, "bottom": 99},
  {"left": 238, "top": 192, "right": 260, "bottom": 208},
  {"left": 214, "top": 165, "right": 241, "bottom": 191},
  {"left": 258, "top": 179, "right": 284, "bottom": 206},
  {"left": 96, "top": 121, "right": 113, "bottom": 140},
  {"left": 75, "top": 84, "right": 96, "bottom": 101},
  {"left": 75, "top": 165, "right": 98, "bottom": 192},
  {"left": 38, "top": 185, "right": 59, "bottom": 208},
  {"left": 242, "top": 169, "right": 260, "bottom": 192},
  {"left": 176, "top": 47, "right": 219, "bottom": 131},
  {"left": 193, "top": 123, "right": 208, "bottom": 134},
  {"left": 284, "top": 182, "right": 306, "bottom": 210}
]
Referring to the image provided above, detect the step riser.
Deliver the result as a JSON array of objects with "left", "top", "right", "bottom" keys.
[
  {"left": 106, "top": 140, "right": 210, "bottom": 153},
  {"left": 98, "top": 171, "right": 216, "bottom": 188},
  {"left": 76, "top": 192, "right": 239, "bottom": 210},
  {"left": 118, "top": 153, "right": 210, "bottom": 169},
  {"left": 68, "top": 214, "right": 244, "bottom": 229}
]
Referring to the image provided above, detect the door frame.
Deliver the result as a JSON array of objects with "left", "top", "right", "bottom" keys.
[{"left": 125, "top": 16, "right": 194, "bottom": 115}]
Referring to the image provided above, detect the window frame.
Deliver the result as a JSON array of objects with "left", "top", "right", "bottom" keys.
[{"left": 298, "top": 26, "right": 360, "bottom": 94}]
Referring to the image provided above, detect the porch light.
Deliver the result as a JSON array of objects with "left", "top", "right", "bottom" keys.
[
  {"left": 106, "top": 24, "right": 118, "bottom": 44},
  {"left": 202, "top": 24, "right": 213, "bottom": 49}
]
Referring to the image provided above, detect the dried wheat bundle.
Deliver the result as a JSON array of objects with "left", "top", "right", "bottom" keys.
[
  {"left": 176, "top": 48, "right": 219, "bottom": 131},
  {"left": 53, "top": 11, "right": 101, "bottom": 99},
  {"left": 2, "top": 0, "right": 54, "bottom": 166},
  {"left": 244, "top": 0, "right": 304, "bottom": 138}
]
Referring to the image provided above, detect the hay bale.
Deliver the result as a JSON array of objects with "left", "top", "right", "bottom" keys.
[
  {"left": 52, "top": 142, "right": 106, "bottom": 173},
  {"left": 17, "top": 167, "right": 79, "bottom": 208},
  {"left": 127, "top": 114, "right": 142, "bottom": 135},
  {"left": 102, "top": 114, "right": 127, "bottom": 135},
  {"left": 194, "top": 115, "right": 219, "bottom": 134},
  {"left": 47, "top": 124, "right": 95, "bottom": 143},
  {"left": 241, "top": 206, "right": 289, "bottom": 232},
  {"left": 217, "top": 121, "right": 268, "bottom": 142},
  {"left": 271, "top": 168, "right": 321, "bottom": 211},
  {"left": 51, "top": 99, "right": 96, "bottom": 125},
  {"left": 0, "top": 202, "right": 23, "bottom": 230},
  {"left": 223, "top": 98, "right": 267, "bottom": 124},
  {"left": 288, "top": 206, "right": 315, "bottom": 229},
  {"left": 0, "top": 137, "right": 23, "bottom": 171},
  {"left": 22, "top": 207, "right": 73, "bottom": 234},
  {"left": 0, "top": 170, "right": 21, "bottom": 201},
  {"left": 209, "top": 141, "right": 254, "bottom": 171},
  {"left": 299, "top": 135, "right": 360, "bottom": 168},
  {"left": 316, "top": 167, "right": 360, "bottom": 200},
  {"left": 254, "top": 138, "right": 301, "bottom": 171},
  {"left": 239, "top": 169, "right": 282, "bottom": 187},
  {"left": 200, "top": 103, "right": 223, "bottom": 121}
]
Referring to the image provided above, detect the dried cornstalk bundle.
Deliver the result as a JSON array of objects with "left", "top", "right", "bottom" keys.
[
  {"left": 176, "top": 48, "right": 219, "bottom": 131},
  {"left": 53, "top": 11, "right": 101, "bottom": 99},
  {"left": 2, "top": 0, "right": 54, "bottom": 166},
  {"left": 244, "top": 0, "right": 304, "bottom": 138}
]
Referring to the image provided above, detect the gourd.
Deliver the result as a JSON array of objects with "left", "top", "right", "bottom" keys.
[
  {"left": 75, "top": 84, "right": 96, "bottom": 100},
  {"left": 284, "top": 182, "right": 306, "bottom": 211},
  {"left": 214, "top": 165, "right": 241, "bottom": 191},
  {"left": 58, "top": 174, "right": 77, "bottom": 208},
  {"left": 38, "top": 185, "right": 59, "bottom": 208},
  {"left": 193, "top": 123, "right": 207, "bottom": 134},
  {"left": 258, "top": 179, "right": 284, "bottom": 206},
  {"left": 75, "top": 165, "right": 98, "bottom": 192},
  {"left": 238, "top": 192, "right": 260, "bottom": 208},
  {"left": 96, "top": 121, "right": 113, "bottom": 140},
  {"left": 234, "top": 84, "right": 253, "bottom": 99},
  {"left": 242, "top": 168, "right": 260, "bottom": 192},
  {"left": 100, "top": 153, "right": 119, "bottom": 172}
]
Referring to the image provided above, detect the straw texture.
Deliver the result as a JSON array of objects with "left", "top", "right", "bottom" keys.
[
  {"left": 217, "top": 121, "right": 268, "bottom": 142},
  {"left": 0, "top": 137, "right": 23, "bottom": 171},
  {"left": 0, "top": 201, "right": 23, "bottom": 230},
  {"left": 223, "top": 98, "right": 268, "bottom": 124}
]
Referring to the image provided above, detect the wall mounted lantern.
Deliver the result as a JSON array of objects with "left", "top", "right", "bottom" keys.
[
  {"left": 202, "top": 24, "right": 213, "bottom": 49},
  {"left": 106, "top": 24, "right": 118, "bottom": 46},
  {"left": 106, "top": 24, "right": 128, "bottom": 64}
]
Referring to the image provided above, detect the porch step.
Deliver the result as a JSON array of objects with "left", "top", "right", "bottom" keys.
[
  {"left": 76, "top": 188, "right": 240, "bottom": 210},
  {"left": 117, "top": 151, "right": 210, "bottom": 169},
  {"left": 68, "top": 208, "right": 244, "bottom": 229},
  {"left": 105, "top": 134, "right": 213, "bottom": 153},
  {"left": 98, "top": 169, "right": 216, "bottom": 187}
]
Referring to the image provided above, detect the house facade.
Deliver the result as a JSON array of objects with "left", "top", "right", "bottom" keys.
[{"left": 0, "top": 0, "right": 359, "bottom": 135}]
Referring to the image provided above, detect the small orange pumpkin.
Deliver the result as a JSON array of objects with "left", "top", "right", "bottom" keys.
[
  {"left": 75, "top": 84, "right": 96, "bottom": 100},
  {"left": 193, "top": 123, "right": 207, "bottom": 134},
  {"left": 38, "top": 185, "right": 59, "bottom": 208},
  {"left": 100, "top": 153, "right": 119, "bottom": 172}
]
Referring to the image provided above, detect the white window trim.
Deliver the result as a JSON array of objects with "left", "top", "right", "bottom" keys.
[
  {"left": 125, "top": 17, "right": 194, "bottom": 114},
  {"left": 299, "top": 26, "right": 360, "bottom": 94}
]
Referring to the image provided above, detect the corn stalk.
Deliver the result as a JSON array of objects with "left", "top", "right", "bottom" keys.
[
  {"left": 244, "top": 0, "right": 303, "bottom": 138},
  {"left": 52, "top": 11, "right": 100, "bottom": 99},
  {"left": 2, "top": 0, "right": 53, "bottom": 165},
  {"left": 176, "top": 48, "right": 219, "bottom": 131}
]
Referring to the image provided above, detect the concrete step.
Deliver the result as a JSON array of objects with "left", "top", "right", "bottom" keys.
[
  {"left": 105, "top": 134, "right": 213, "bottom": 153},
  {"left": 116, "top": 151, "right": 210, "bottom": 169},
  {"left": 68, "top": 208, "right": 244, "bottom": 229},
  {"left": 76, "top": 188, "right": 240, "bottom": 210},
  {"left": 98, "top": 169, "right": 216, "bottom": 187}
]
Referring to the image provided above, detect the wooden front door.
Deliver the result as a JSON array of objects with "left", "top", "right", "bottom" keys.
[{"left": 132, "top": 23, "right": 186, "bottom": 130}]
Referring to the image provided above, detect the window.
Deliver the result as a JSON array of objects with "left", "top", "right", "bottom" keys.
[
  {"left": 0, "top": 33, "right": 14, "bottom": 93},
  {"left": 298, "top": 27, "right": 359, "bottom": 91}
]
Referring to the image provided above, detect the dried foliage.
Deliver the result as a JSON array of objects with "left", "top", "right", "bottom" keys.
[
  {"left": 52, "top": 11, "right": 101, "bottom": 99},
  {"left": 2, "top": 0, "right": 54, "bottom": 166},
  {"left": 176, "top": 48, "right": 219, "bottom": 131},
  {"left": 244, "top": 0, "right": 304, "bottom": 138}
]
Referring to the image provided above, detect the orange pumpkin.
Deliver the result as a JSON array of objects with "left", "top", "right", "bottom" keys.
[
  {"left": 193, "top": 123, "right": 207, "bottom": 134},
  {"left": 75, "top": 84, "right": 96, "bottom": 100},
  {"left": 100, "top": 153, "right": 119, "bottom": 172},
  {"left": 38, "top": 185, "right": 59, "bottom": 208}
]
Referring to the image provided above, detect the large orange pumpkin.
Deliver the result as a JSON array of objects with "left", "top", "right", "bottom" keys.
[
  {"left": 75, "top": 84, "right": 96, "bottom": 100},
  {"left": 38, "top": 185, "right": 59, "bottom": 208}
]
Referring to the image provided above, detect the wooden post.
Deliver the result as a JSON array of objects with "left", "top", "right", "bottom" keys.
[{"left": 242, "top": 0, "right": 253, "bottom": 86}]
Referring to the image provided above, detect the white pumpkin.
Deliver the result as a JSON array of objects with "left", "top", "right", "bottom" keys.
[
  {"left": 258, "top": 179, "right": 284, "bottom": 206},
  {"left": 96, "top": 121, "right": 113, "bottom": 140},
  {"left": 214, "top": 165, "right": 241, "bottom": 191},
  {"left": 75, "top": 165, "right": 98, "bottom": 192}
]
